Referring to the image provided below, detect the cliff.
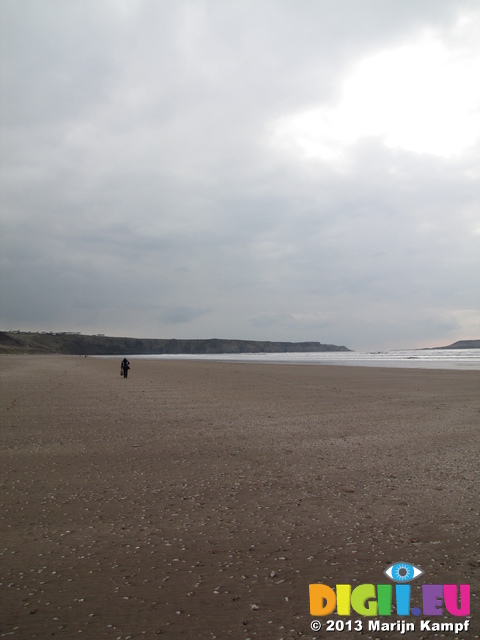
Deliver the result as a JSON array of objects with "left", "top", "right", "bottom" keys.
[{"left": 0, "top": 331, "right": 351, "bottom": 355}]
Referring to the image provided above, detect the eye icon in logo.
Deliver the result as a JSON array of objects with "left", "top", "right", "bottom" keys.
[{"left": 384, "top": 562, "right": 424, "bottom": 583}]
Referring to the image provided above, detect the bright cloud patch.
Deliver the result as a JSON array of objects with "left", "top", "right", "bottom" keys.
[{"left": 273, "top": 14, "right": 480, "bottom": 160}]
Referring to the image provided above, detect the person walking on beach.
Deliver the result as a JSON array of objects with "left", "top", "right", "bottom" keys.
[{"left": 121, "top": 358, "right": 130, "bottom": 378}]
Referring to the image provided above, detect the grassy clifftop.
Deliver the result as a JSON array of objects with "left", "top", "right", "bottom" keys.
[{"left": 0, "top": 332, "right": 351, "bottom": 355}]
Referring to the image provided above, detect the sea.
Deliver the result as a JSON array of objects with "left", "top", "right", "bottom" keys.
[{"left": 127, "top": 349, "right": 480, "bottom": 370}]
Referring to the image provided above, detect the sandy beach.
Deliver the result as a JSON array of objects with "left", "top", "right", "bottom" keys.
[{"left": 0, "top": 355, "right": 478, "bottom": 639}]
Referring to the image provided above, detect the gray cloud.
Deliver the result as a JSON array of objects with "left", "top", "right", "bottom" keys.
[{"left": 1, "top": 0, "right": 479, "bottom": 350}]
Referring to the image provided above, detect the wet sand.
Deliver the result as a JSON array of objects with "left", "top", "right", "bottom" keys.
[{"left": 0, "top": 356, "right": 479, "bottom": 639}]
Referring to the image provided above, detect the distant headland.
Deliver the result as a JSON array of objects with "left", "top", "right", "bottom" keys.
[
  {"left": 430, "top": 339, "right": 480, "bottom": 350},
  {"left": 0, "top": 331, "right": 351, "bottom": 356}
]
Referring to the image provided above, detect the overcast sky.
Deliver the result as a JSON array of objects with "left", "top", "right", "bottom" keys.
[{"left": 1, "top": 0, "right": 479, "bottom": 350}]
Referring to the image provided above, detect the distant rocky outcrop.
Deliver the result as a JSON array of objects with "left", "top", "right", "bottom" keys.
[
  {"left": 0, "top": 331, "right": 351, "bottom": 355},
  {"left": 433, "top": 339, "right": 480, "bottom": 350}
]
